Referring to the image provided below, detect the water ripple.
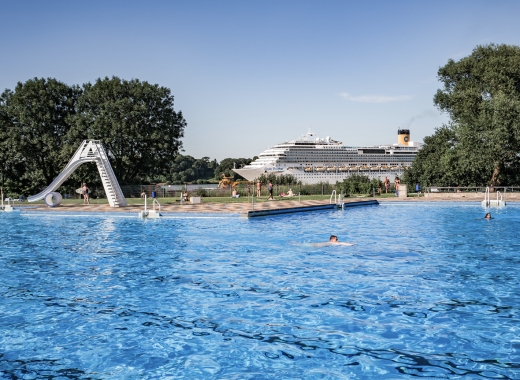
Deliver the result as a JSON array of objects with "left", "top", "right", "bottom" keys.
[{"left": 1, "top": 205, "right": 520, "bottom": 378}]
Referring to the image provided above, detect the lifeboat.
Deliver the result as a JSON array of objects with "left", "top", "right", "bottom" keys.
[
  {"left": 360, "top": 165, "right": 370, "bottom": 171},
  {"left": 349, "top": 166, "right": 359, "bottom": 171},
  {"left": 338, "top": 166, "right": 349, "bottom": 172},
  {"left": 381, "top": 165, "right": 389, "bottom": 170},
  {"left": 304, "top": 167, "right": 313, "bottom": 172},
  {"left": 391, "top": 166, "right": 399, "bottom": 170},
  {"left": 315, "top": 166, "right": 326, "bottom": 172},
  {"left": 370, "top": 166, "right": 379, "bottom": 171},
  {"left": 326, "top": 166, "right": 337, "bottom": 172}
]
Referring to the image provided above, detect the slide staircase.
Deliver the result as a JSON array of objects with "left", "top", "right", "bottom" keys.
[{"left": 28, "top": 140, "right": 127, "bottom": 207}]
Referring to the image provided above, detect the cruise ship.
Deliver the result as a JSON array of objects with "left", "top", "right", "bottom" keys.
[{"left": 233, "top": 129, "right": 420, "bottom": 184}]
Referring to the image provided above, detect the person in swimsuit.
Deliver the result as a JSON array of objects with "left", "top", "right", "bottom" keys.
[
  {"left": 384, "top": 177, "right": 390, "bottom": 193},
  {"left": 82, "top": 183, "right": 90, "bottom": 204},
  {"left": 267, "top": 181, "right": 274, "bottom": 200},
  {"left": 484, "top": 213, "right": 492, "bottom": 219},
  {"left": 256, "top": 180, "right": 262, "bottom": 197},
  {"left": 394, "top": 177, "right": 400, "bottom": 196}
]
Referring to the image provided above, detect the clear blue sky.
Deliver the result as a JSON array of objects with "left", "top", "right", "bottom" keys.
[{"left": 2, "top": 0, "right": 520, "bottom": 160}]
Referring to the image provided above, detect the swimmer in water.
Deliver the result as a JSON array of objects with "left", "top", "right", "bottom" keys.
[
  {"left": 484, "top": 213, "right": 492, "bottom": 219},
  {"left": 311, "top": 235, "right": 354, "bottom": 247}
]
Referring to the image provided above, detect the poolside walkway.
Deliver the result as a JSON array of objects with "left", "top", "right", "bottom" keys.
[
  {"left": 18, "top": 198, "right": 376, "bottom": 216},
  {"left": 13, "top": 192, "right": 520, "bottom": 217}
]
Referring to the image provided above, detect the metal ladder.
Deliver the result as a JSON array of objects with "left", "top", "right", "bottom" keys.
[{"left": 94, "top": 142, "right": 127, "bottom": 207}]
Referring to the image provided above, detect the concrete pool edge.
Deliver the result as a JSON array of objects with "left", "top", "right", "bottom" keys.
[
  {"left": 7, "top": 197, "right": 520, "bottom": 218},
  {"left": 246, "top": 199, "right": 379, "bottom": 217}
]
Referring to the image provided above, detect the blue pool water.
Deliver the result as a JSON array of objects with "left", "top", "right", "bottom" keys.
[{"left": 1, "top": 203, "right": 520, "bottom": 379}]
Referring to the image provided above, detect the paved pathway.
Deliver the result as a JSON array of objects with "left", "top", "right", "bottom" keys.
[
  {"left": 20, "top": 198, "right": 342, "bottom": 216},
  {"left": 15, "top": 192, "right": 520, "bottom": 215}
]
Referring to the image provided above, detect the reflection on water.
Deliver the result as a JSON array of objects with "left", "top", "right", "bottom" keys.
[{"left": 0, "top": 204, "right": 519, "bottom": 379}]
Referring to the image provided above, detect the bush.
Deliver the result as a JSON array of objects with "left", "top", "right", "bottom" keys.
[{"left": 339, "top": 174, "right": 373, "bottom": 195}]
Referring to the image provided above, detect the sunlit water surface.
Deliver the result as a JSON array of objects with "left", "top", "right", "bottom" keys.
[{"left": 1, "top": 203, "right": 520, "bottom": 379}]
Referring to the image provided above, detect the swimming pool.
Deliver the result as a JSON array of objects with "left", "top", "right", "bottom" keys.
[{"left": 1, "top": 203, "right": 519, "bottom": 379}]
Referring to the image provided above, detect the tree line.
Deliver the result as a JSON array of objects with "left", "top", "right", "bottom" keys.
[
  {"left": 3, "top": 44, "right": 519, "bottom": 198},
  {"left": 0, "top": 76, "right": 253, "bottom": 196},
  {"left": 404, "top": 44, "right": 520, "bottom": 188},
  {"left": 163, "top": 155, "right": 253, "bottom": 184}
]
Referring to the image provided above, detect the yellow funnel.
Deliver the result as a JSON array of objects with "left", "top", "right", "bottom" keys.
[{"left": 398, "top": 129, "right": 410, "bottom": 145}]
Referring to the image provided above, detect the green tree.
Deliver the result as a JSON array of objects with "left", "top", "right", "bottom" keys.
[
  {"left": 70, "top": 76, "right": 186, "bottom": 184},
  {"left": 0, "top": 78, "right": 80, "bottom": 195},
  {"left": 430, "top": 43, "right": 520, "bottom": 186},
  {"left": 162, "top": 154, "right": 217, "bottom": 184},
  {"left": 338, "top": 174, "right": 372, "bottom": 195},
  {"left": 404, "top": 125, "right": 463, "bottom": 186}
]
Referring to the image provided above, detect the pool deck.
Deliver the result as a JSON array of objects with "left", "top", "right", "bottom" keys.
[
  {"left": 10, "top": 192, "right": 519, "bottom": 217},
  {"left": 16, "top": 198, "right": 378, "bottom": 217}
]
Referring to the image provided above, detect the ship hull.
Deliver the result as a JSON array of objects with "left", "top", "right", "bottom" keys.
[{"left": 233, "top": 168, "right": 405, "bottom": 184}]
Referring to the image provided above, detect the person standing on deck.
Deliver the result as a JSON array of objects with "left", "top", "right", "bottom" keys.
[
  {"left": 394, "top": 177, "right": 400, "bottom": 196},
  {"left": 267, "top": 181, "right": 274, "bottom": 200},
  {"left": 82, "top": 183, "right": 90, "bottom": 204},
  {"left": 384, "top": 177, "right": 390, "bottom": 193},
  {"left": 256, "top": 180, "right": 262, "bottom": 197}
]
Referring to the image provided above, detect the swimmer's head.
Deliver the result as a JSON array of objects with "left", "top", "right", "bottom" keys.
[{"left": 329, "top": 235, "right": 338, "bottom": 242}]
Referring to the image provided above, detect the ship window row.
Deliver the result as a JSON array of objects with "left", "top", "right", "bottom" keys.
[
  {"left": 277, "top": 158, "right": 413, "bottom": 163},
  {"left": 282, "top": 157, "right": 412, "bottom": 160}
]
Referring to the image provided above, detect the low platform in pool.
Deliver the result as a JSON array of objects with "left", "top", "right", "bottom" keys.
[
  {"left": 1, "top": 203, "right": 519, "bottom": 378},
  {"left": 14, "top": 199, "right": 378, "bottom": 217}
]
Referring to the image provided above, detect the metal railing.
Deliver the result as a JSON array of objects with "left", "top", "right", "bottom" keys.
[
  {"left": 426, "top": 186, "right": 520, "bottom": 194},
  {"left": 330, "top": 190, "right": 337, "bottom": 204}
]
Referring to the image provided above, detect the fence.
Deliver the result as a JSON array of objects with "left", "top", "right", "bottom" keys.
[
  {"left": 114, "top": 182, "right": 395, "bottom": 198},
  {"left": 425, "top": 186, "right": 520, "bottom": 193},
  {"left": 118, "top": 183, "right": 344, "bottom": 198}
]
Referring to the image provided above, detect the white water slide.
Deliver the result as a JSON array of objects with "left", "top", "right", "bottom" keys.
[{"left": 28, "top": 140, "right": 127, "bottom": 207}]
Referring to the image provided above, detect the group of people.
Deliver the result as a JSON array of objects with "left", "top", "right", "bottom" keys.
[
  {"left": 256, "top": 181, "right": 275, "bottom": 200},
  {"left": 255, "top": 180, "right": 294, "bottom": 200}
]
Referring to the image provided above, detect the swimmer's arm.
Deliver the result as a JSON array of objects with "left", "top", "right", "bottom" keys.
[{"left": 309, "top": 242, "right": 355, "bottom": 247}]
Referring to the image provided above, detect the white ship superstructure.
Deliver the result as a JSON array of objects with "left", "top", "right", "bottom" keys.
[{"left": 233, "top": 129, "right": 420, "bottom": 184}]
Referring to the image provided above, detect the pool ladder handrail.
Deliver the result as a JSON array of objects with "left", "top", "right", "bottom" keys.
[
  {"left": 482, "top": 187, "right": 505, "bottom": 207},
  {"left": 330, "top": 190, "right": 344, "bottom": 207},
  {"left": 330, "top": 190, "right": 336, "bottom": 204},
  {"left": 139, "top": 194, "right": 162, "bottom": 218},
  {"left": 153, "top": 198, "right": 161, "bottom": 212},
  {"left": 483, "top": 187, "right": 490, "bottom": 206},
  {"left": 143, "top": 194, "right": 161, "bottom": 212}
]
